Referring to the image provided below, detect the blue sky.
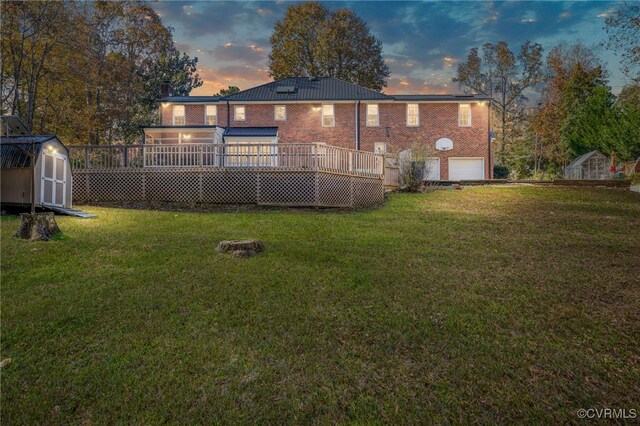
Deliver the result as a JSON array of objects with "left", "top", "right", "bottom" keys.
[{"left": 151, "top": 1, "right": 628, "bottom": 96}]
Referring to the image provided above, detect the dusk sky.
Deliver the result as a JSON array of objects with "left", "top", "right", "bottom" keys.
[{"left": 151, "top": 1, "right": 629, "bottom": 96}]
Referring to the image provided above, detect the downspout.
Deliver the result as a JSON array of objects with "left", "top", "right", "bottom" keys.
[
  {"left": 355, "top": 101, "right": 360, "bottom": 150},
  {"left": 487, "top": 99, "right": 493, "bottom": 179},
  {"left": 226, "top": 100, "right": 230, "bottom": 128}
]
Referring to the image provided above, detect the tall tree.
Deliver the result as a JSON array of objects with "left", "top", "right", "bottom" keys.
[
  {"left": 269, "top": 1, "right": 389, "bottom": 90},
  {"left": 453, "top": 41, "right": 544, "bottom": 163},
  {"left": 531, "top": 43, "right": 608, "bottom": 169},
  {"left": 1, "top": 0, "right": 201, "bottom": 144},
  {"left": 605, "top": 1, "right": 640, "bottom": 81}
]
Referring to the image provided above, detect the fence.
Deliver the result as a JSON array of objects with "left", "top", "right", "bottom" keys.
[
  {"left": 68, "top": 143, "right": 385, "bottom": 208},
  {"left": 68, "top": 143, "right": 383, "bottom": 178}
]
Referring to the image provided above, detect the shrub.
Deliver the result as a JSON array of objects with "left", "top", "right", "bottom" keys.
[{"left": 493, "top": 164, "right": 510, "bottom": 179}]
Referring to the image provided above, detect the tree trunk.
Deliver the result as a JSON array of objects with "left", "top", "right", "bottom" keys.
[{"left": 14, "top": 213, "right": 61, "bottom": 241}]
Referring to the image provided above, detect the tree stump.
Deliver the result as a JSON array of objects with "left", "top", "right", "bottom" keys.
[
  {"left": 217, "top": 240, "right": 265, "bottom": 257},
  {"left": 14, "top": 213, "right": 61, "bottom": 241}
]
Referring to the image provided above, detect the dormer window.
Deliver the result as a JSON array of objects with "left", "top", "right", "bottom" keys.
[{"left": 173, "top": 105, "right": 185, "bottom": 125}]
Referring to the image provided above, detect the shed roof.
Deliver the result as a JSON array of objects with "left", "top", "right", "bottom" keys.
[
  {"left": 224, "top": 127, "right": 278, "bottom": 137},
  {"left": 0, "top": 135, "right": 63, "bottom": 168},
  {"left": 566, "top": 150, "right": 607, "bottom": 168}
]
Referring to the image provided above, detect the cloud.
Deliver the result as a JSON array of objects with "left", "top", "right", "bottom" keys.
[
  {"left": 156, "top": 0, "right": 624, "bottom": 96},
  {"left": 209, "top": 42, "right": 267, "bottom": 65}
]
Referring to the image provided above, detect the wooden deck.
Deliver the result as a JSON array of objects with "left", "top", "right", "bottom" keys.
[{"left": 68, "top": 143, "right": 385, "bottom": 208}]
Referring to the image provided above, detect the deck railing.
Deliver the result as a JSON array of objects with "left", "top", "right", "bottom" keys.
[{"left": 67, "top": 143, "right": 384, "bottom": 177}]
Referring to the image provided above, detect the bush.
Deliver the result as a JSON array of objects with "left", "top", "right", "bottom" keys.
[{"left": 493, "top": 164, "right": 510, "bottom": 179}]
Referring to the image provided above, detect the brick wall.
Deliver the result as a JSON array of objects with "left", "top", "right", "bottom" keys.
[
  {"left": 359, "top": 102, "right": 490, "bottom": 179},
  {"left": 158, "top": 100, "right": 491, "bottom": 179},
  {"left": 227, "top": 103, "right": 358, "bottom": 147}
]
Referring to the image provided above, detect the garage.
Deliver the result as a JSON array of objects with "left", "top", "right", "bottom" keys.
[{"left": 448, "top": 158, "right": 485, "bottom": 180}]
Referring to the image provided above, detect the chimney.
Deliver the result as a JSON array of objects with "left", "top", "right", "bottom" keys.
[{"left": 160, "top": 80, "right": 171, "bottom": 99}]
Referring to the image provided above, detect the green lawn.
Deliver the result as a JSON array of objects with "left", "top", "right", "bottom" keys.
[{"left": 2, "top": 187, "right": 639, "bottom": 424}]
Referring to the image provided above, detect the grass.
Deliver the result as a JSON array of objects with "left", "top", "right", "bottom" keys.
[{"left": 1, "top": 187, "right": 639, "bottom": 424}]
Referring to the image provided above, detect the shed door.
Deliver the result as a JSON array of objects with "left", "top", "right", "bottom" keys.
[
  {"left": 41, "top": 151, "right": 67, "bottom": 207},
  {"left": 448, "top": 158, "right": 484, "bottom": 180}
]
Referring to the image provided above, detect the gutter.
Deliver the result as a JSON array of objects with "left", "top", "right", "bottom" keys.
[
  {"left": 488, "top": 99, "right": 492, "bottom": 179},
  {"left": 355, "top": 101, "right": 360, "bottom": 150}
]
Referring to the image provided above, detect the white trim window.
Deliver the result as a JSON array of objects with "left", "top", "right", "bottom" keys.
[
  {"left": 458, "top": 103, "right": 472, "bottom": 127},
  {"left": 234, "top": 105, "right": 246, "bottom": 121},
  {"left": 407, "top": 103, "right": 419, "bottom": 126},
  {"left": 173, "top": 105, "right": 185, "bottom": 125},
  {"left": 322, "top": 104, "right": 335, "bottom": 127},
  {"left": 205, "top": 105, "right": 217, "bottom": 125},
  {"left": 274, "top": 105, "right": 286, "bottom": 121},
  {"left": 366, "top": 104, "right": 379, "bottom": 127}
]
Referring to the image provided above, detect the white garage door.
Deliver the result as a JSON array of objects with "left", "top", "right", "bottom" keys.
[{"left": 449, "top": 158, "right": 484, "bottom": 180}]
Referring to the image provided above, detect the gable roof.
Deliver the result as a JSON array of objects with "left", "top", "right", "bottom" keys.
[
  {"left": 567, "top": 150, "right": 607, "bottom": 167},
  {"left": 223, "top": 77, "right": 393, "bottom": 102}
]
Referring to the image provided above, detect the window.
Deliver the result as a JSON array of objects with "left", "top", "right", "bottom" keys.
[
  {"left": 173, "top": 105, "right": 185, "bottom": 125},
  {"left": 274, "top": 105, "right": 286, "bottom": 121},
  {"left": 226, "top": 140, "right": 275, "bottom": 167},
  {"left": 366, "top": 104, "right": 379, "bottom": 126},
  {"left": 407, "top": 103, "right": 419, "bottom": 126},
  {"left": 458, "top": 103, "right": 472, "bottom": 127},
  {"left": 322, "top": 104, "right": 334, "bottom": 127},
  {"left": 234, "top": 105, "right": 246, "bottom": 121},
  {"left": 206, "top": 105, "right": 217, "bottom": 125}
]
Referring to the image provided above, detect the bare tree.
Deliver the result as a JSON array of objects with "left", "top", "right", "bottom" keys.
[
  {"left": 453, "top": 41, "right": 544, "bottom": 163},
  {"left": 605, "top": 1, "right": 640, "bottom": 81},
  {"left": 397, "top": 143, "right": 437, "bottom": 192}
]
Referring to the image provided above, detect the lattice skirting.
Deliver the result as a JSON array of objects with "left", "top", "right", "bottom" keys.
[{"left": 72, "top": 169, "right": 383, "bottom": 208}]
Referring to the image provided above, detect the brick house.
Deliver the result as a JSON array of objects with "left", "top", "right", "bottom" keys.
[{"left": 144, "top": 77, "right": 492, "bottom": 180}]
